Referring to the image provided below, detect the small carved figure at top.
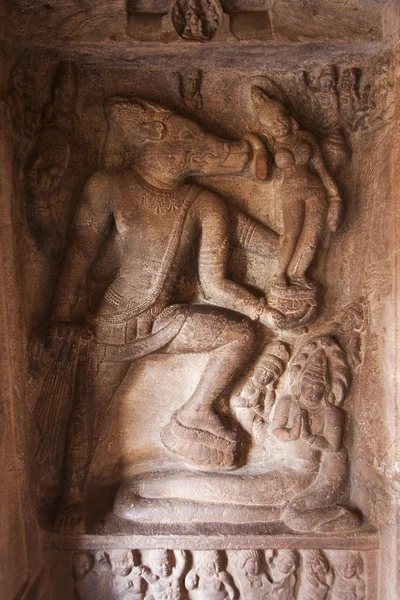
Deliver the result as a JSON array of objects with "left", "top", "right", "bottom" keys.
[
  {"left": 271, "top": 335, "right": 360, "bottom": 533},
  {"left": 331, "top": 552, "right": 365, "bottom": 600},
  {"left": 145, "top": 549, "right": 187, "bottom": 600},
  {"left": 303, "top": 66, "right": 350, "bottom": 173},
  {"left": 333, "top": 300, "right": 366, "bottom": 370},
  {"left": 108, "top": 549, "right": 148, "bottom": 599},
  {"left": 172, "top": 0, "right": 222, "bottom": 42},
  {"left": 72, "top": 552, "right": 112, "bottom": 600},
  {"left": 269, "top": 550, "right": 298, "bottom": 600},
  {"left": 338, "top": 68, "right": 359, "bottom": 127},
  {"left": 250, "top": 86, "right": 343, "bottom": 321},
  {"left": 233, "top": 550, "right": 272, "bottom": 599},
  {"left": 185, "top": 550, "right": 237, "bottom": 599},
  {"left": 299, "top": 550, "right": 334, "bottom": 600},
  {"left": 304, "top": 65, "right": 340, "bottom": 131}
]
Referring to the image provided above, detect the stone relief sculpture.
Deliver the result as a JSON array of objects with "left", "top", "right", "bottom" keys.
[
  {"left": 185, "top": 551, "right": 236, "bottom": 599},
  {"left": 270, "top": 335, "right": 358, "bottom": 532},
  {"left": 145, "top": 550, "right": 187, "bottom": 600},
  {"left": 72, "top": 552, "right": 112, "bottom": 600},
  {"left": 331, "top": 552, "right": 365, "bottom": 600},
  {"left": 299, "top": 550, "right": 334, "bottom": 600},
  {"left": 32, "top": 94, "right": 316, "bottom": 531},
  {"left": 178, "top": 69, "right": 204, "bottom": 113},
  {"left": 303, "top": 65, "right": 350, "bottom": 174},
  {"left": 233, "top": 550, "right": 273, "bottom": 599},
  {"left": 249, "top": 85, "right": 343, "bottom": 319},
  {"left": 171, "top": 0, "right": 223, "bottom": 42},
  {"left": 115, "top": 335, "right": 361, "bottom": 534},
  {"left": 24, "top": 60, "right": 83, "bottom": 260},
  {"left": 108, "top": 549, "right": 149, "bottom": 599},
  {"left": 269, "top": 550, "right": 298, "bottom": 600}
]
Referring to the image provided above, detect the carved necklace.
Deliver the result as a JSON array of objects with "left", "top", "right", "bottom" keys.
[{"left": 132, "top": 169, "right": 189, "bottom": 214}]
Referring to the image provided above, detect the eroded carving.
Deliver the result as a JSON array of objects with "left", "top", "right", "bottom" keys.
[
  {"left": 24, "top": 60, "right": 82, "bottom": 260},
  {"left": 233, "top": 550, "right": 273, "bottom": 599},
  {"left": 300, "top": 550, "right": 334, "bottom": 600},
  {"left": 31, "top": 96, "right": 311, "bottom": 531},
  {"left": 331, "top": 552, "right": 365, "bottom": 600},
  {"left": 171, "top": 0, "right": 222, "bottom": 42},
  {"left": 185, "top": 551, "right": 236, "bottom": 599}
]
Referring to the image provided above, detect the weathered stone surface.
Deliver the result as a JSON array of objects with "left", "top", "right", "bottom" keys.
[{"left": 0, "top": 1, "right": 400, "bottom": 598}]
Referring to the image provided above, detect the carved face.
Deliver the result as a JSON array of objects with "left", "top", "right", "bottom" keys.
[
  {"left": 338, "top": 555, "right": 357, "bottom": 579},
  {"left": 202, "top": 559, "right": 220, "bottom": 577},
  {"left": 300, "top": 377, "right": 326, "bottom": 406},
  {"left": 245, "top": 557, "right": 260, "bottom": 576},
  {"left": 307, "top": 69, "right": 335, "bottom": 93},
  {"left": 275, "top": 553, "right": 294, "bottom": 574},
  {"left": 111, "top": 552, "right": 132, "bottom": 577},
  {"left": 145, "top": 114, "right": 251, "bottom": 178},
  {"left": 154, "top": 558, "right": 173, "bottom": 578},
  {"left": 257, "top": 106, "right": 292, "bottom": 140},
  {"left": 312, "top": 557, "right": 329, "bottom": 579},
  {"left": 72, "top": 554, "right": 92, "bottom": 581},
  {"left": 339, "top": 69, "right": 356, "bottom": 93}
]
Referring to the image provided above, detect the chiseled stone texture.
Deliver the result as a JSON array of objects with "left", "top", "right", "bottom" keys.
[{"left": 0, "top": 1, "right": 400, "bottom": 599}]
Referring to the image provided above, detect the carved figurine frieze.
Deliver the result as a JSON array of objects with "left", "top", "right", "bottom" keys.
[
  {"left": 185, "top": 551, "right": 236, "bottom": 599},
  {"left": 171, "top": 0, "right": 223, "bottom": 42},
  {"left": 299, "top": 550, "right": 334, "bottom": 600},
  {"left": 249, "top": 85, "right": 343, "bottom": 322},
  {"left": 24, "top": 60, "right": 84, "bottom": 261},
  {"left": 145, "top": 549, "right": 187, "bottom": 600},
  {"left": 331, "top": 552, "right": 365, "bottom": 600}
]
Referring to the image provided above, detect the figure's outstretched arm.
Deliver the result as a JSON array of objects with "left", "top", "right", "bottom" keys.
[
  {"left": 174, "top": 550, "right": 187, "bottom": 578},
  {"left": 51, "top": 172, "right": 113, "bottom": 322},
  {"left": 197, "top": 191, "right": 265, "bottom": 320},
  {"left": 230, "top": 206, "right": 279, "bottom": 258}
]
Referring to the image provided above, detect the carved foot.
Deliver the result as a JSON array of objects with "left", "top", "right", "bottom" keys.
[
  {"left": 55, "top": 502, "right": 86, "bottom": 533},
  {"left": 283, "top": 505, "right": 361, "bottom": 533},
  {"left": 161, "top": 407, "right": 240, "bottom": 470}
]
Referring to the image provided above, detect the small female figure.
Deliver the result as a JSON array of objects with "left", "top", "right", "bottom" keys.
[
  {"left": 269, "top": 550, "right": 298, "bottom": 600},
  {"left": 234, "top": 550, "right": 272, "bottom": 599},
  {"left": 185, "top": 551, "right": 237, "bottom": 600},
  {"left": 331, "top": 552, "right": 365, "bottom": 600},
  {"left": 251, "top": 86, "right": 343, "bottom": 290},
  {"left": 300, "top": 550, "right": 334, "bottom": 600}
]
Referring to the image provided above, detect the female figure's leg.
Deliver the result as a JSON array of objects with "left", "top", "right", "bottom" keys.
[
  {"left": 287, "top": 192, "right": 327, "bottom": 284},
  {"left": 275, "top": 191, "right": 305, "bottom": 284}
]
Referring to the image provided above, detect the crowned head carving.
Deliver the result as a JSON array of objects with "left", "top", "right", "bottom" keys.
[{"left": 288, "top": 336, "right": 351, "bottom": 408}]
